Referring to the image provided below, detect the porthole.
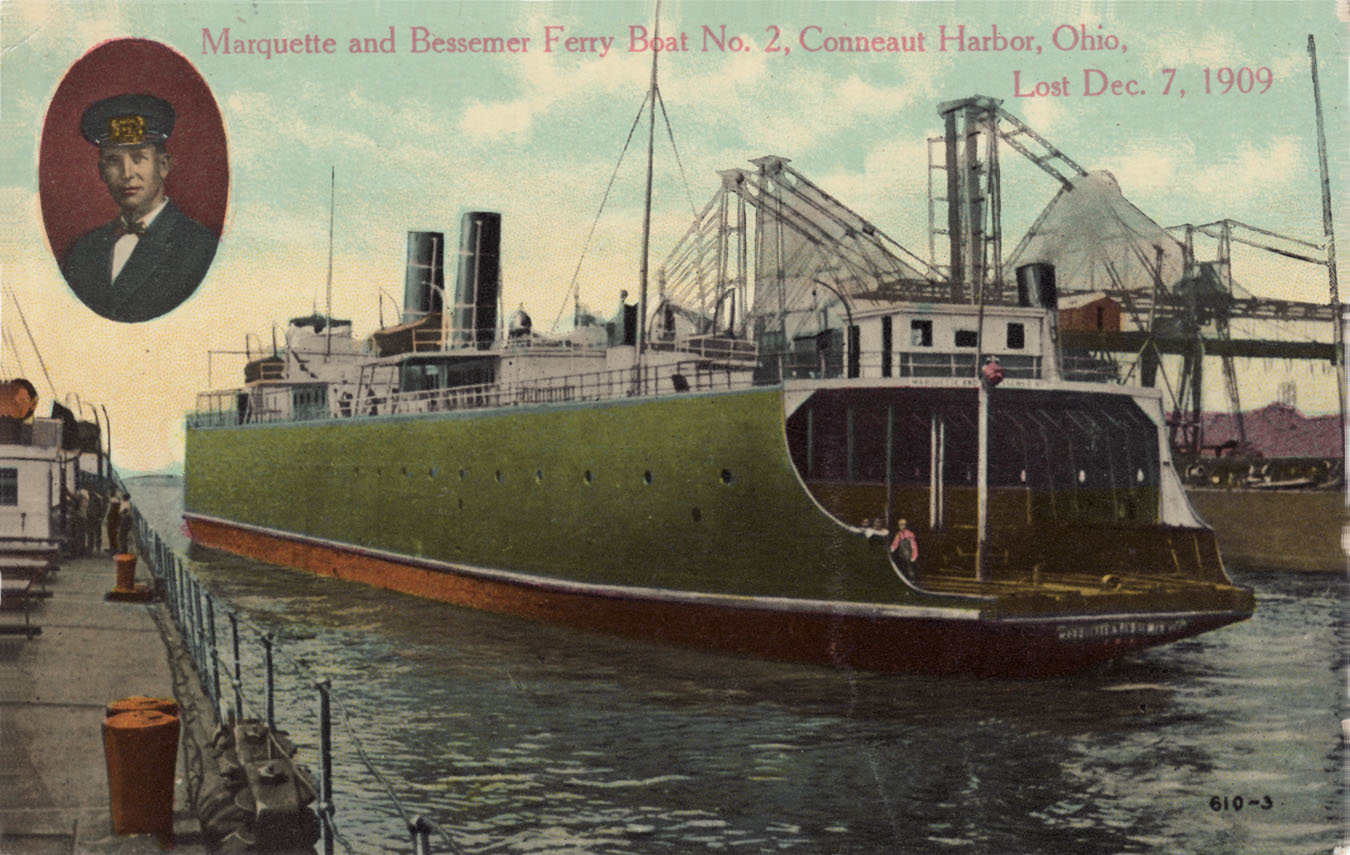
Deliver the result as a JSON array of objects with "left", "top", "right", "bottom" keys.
[
  {"left": 643, "top": 470, "right": 653, "bottom": 485},
  {"left": 1077, "top": 470, "right": 1086, "bottom": 484},
  {"left": 457, "top": 498, "right": 464, "bottom": 510},
  {"left": 584, "top": 470, "right": 594, "bottom": 484},
  {"left": 720, "top": 469, "right": 736, "bottom": 486},
  {"left": 459, "top": 469, "right": 467, "bottom": 480},
  {"left": 495, "top": 470, "right": 503, "bottom": 483},
  {"left": 535, "top": 469, "right": 544, "bottom": 483},
  {"left": 691, "top": 506, "right": 702, "bottom": 522},
  {"left": 430, "top": 467, "right": 439, "bottom": 479},
  {"left": 1135, "top": 469, "right": 1145, "bottom": 483}
]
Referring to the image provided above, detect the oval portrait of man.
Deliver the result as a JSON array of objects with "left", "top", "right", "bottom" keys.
[{"left": 40, "top": 39, "right": 228, "bottom": 324}]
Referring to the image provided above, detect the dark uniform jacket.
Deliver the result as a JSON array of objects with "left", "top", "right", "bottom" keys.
[{"left": 60, "top": 199, "right": 217, "bottom": 323}]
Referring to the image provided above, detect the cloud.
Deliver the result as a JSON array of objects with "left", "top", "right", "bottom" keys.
[
  {"left": 460, "top": 99, "right": 535, "bottom": 140},
  {"left": 1016, "top": 97, "right": 1069, "bottom": 140},
  {"left": 1193, "top": 136, "right": 1310, "bottom": 209},
  {"left": 453, "top": 9, "right": 653, "bottom": 143},
  {"left": 3, "top": 0, "right": 129, "bottom": 59},
  {"left": 1137, "top": 27, "right": 1247, "bottom": 71},
  {"left": 1097, "top": 137, "right": 1193, "bottom": 198}
]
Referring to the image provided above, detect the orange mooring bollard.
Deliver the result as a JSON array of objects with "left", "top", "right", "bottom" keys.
[
  {"left": 106, "top": 554, "right": 152, "bottom": 603},
  {"left": 106, "top": 696, "right": 180, "bottom": 719},
  {"left": 103, "top": 707, "right": 181, "bottom": 843},
  {"left": 113, "top": 553, "right": 137, "bottom": 591}
]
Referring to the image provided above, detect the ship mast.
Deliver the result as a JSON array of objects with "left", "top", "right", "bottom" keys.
[
  {"left": 1308, "top": 35, "right": 1345, "bottom": 451},
  {"left": 636, "top": 1, "right": 661, "bottom": 379},
  {"left": 325, "top": 166, "right": 335, "bottom": 356}
]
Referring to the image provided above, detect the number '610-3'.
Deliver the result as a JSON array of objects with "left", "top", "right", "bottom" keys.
[{"left": 1209, "top": 795, "right": 1274, "bottom": 811}]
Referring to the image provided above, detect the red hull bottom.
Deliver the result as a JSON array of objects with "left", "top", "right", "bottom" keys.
[{"left": 184, "top": 515, "right": 1245, "bottom": 678}]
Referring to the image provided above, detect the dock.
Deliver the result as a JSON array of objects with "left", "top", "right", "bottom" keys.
[{"left": 0, "top": 550, "right": 210, "bottom": 854}]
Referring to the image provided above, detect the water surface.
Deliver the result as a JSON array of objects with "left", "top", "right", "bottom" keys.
[{"left": 131, "top": 477, "right": 1345, "bottom": 854}]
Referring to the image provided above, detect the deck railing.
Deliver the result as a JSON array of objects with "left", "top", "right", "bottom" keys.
[
  {"left": 187, "top": 344, "right": 1131, "bottom": 431},
  {"left": 189, "top": 356, "right": 756, "bottom": 428}
]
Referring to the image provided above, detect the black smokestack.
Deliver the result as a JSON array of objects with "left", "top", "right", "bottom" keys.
[
  {"left": 453, "top": 212, "right": 501, "bottom": 350},
  {"left": 403, "top": 231, "right": 446, "bottom": 324},
  {"left": 1015, "top": 262, "right": 1057, "bottom": 309}
]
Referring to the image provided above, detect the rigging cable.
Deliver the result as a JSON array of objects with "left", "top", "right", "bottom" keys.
[
  {"left": 655, "top": 86, "right": 698, "bottom": 220},
  {"left": 5, "top": 288, "right": 57, "bottom": 396},
  {"left": 549, "top": 90, "right": 651, "bottom": 332},
  {"left": 2, "top": 328, "right": 29, "bottom": 379}
]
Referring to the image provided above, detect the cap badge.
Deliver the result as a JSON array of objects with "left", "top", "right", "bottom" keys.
[{"left": 106, "top": 115, "right": 146, "bottom": 146}]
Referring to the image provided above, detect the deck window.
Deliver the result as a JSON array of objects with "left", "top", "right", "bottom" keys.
[
  {"left": 0, "top": 468, "right": 15, "bottom": 505},
  {"left": 910, "top": 319, "right": 932, "bottom": 347},
  {"left": 1007, "top": 323, "right": 1025, "bottom": 349},
  {"left": 954, "top": 329, "right": 978, "bottom": 348}
]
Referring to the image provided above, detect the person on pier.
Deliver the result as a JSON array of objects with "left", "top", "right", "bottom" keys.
[
  {"left": 105, "top": 494, "right": 122, "bottom": 554},
  {"left": 117, "top": 494, "right": 135, "bottom": 556}
]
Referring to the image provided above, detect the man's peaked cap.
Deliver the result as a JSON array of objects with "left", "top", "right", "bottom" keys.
[{"left": 80, "top": 93, "right": 175, "bottom": 148}]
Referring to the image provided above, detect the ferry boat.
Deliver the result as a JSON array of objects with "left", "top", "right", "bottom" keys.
[
  {"left": 0, "top": 378, "right": 107, "bottom": 636},
  {"left": 183, "top": 95, "right": 1254, "bottom": 676}
]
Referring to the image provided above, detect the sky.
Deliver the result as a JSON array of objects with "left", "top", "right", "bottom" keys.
[{"left": 1, "top": 0, "right": 1346, "bottom": 472}]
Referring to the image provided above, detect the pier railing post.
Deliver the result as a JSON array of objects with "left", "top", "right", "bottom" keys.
[
  {"left": 187, "top": 577, "right": 199, "bottom": 674},
  {"left": 408, "top": 815, "right": 432, "bottom": 855},
  {"left": 262, "top": 633, "right": 276, "bottom": 732},
  {"left": 165, "top": 556, "right": 177, "bottom": 621},
  {"left": 206, "top": 594, "right": 220, "bottom": 715},
  {"left": 229, "top": 612, "right": 244, "bottom": 722},
  {"left": 193, "top": 578, "right": 207, "bottom": 686},
  {"left": 317, "top": 679, "right": 335, "bottom": 855},
  {"left": 174, "top": 559, "right": 186, "bottom": 629},
  {"left": 183, "top": 574, "right": 196, "bottom": 665}
]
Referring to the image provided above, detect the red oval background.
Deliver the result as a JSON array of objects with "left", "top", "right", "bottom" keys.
[{"left": 40, "top": 38, "right": 228, "bottom": 263}]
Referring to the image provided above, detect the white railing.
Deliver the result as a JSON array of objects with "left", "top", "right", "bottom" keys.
[
  {"left": 188, "top": 345, "right": 1129, "bottom": 430},
  {"left": 189, "top": 358, "right": 756, "bottom": 428}
]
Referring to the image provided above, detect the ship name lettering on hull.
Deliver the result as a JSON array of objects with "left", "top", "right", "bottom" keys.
[{"left": 1056, "top": 619, "right": 1189, "bottom": 642}]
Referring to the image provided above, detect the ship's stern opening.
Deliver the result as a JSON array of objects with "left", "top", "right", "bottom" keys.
[{"left": 785, "top": 385, "right": 1251, "bottom": 614}]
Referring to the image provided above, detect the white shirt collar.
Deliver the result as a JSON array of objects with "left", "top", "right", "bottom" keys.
[{"left": 130, "top": 197, "right": 170, "bottom": 230}]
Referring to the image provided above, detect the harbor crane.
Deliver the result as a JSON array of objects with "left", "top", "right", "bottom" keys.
[{"left": 925, "top": 93, "right": 1339, "bottom": 456}]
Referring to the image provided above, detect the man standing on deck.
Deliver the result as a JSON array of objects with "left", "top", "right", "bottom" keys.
[
  {"left": 890, "top": 518, "right": 918, "bottom": 571},
  {"left": 86, "top": 489, "right": 104, "bottom": 553},
  {"left": 105, "top": 494, "right": 121, "bottom": 554},
  {"left": 117, "top": 494, "right": 135, "bottom": 556},
  {"left": 71, "top": 488, "right": 89, "bottom": 557}
]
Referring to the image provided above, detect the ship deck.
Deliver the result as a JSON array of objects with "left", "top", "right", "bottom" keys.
[
  {"left": 0, "top": 552, "right": 208, "bottom": 853},
  {"left": 912, "top": 566, "right": 1252, "bottom": 618}
]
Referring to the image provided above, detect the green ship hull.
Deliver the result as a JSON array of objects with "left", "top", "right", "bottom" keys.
[{"left": 185, "top": 383, "right": 1253, "bottom": 676}]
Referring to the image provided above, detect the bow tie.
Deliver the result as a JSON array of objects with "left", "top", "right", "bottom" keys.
[{"left": 116, "top": 218, "right": 147, "bottom": 237}]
